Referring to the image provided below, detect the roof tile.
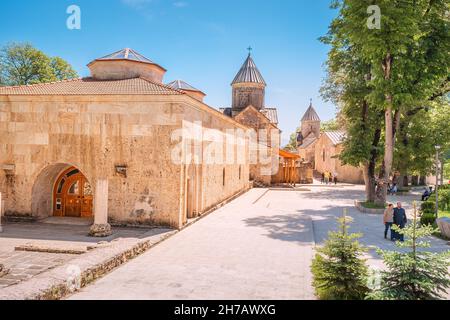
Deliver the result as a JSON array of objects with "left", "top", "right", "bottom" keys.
[{"left": 0, "top": 77, "right": 183, "bottom": 96}]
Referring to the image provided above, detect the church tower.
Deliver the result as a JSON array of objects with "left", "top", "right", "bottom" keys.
[
  {"left": 231, "top": 52, "right": 266, "bottom": 113},
  {"left": 298, "top": 101, "right": 321, "bottom": 145}
]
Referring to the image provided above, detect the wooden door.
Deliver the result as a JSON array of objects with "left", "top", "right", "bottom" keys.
[{"left": 53, "top": 167, "right": 93, "bottom": 218}]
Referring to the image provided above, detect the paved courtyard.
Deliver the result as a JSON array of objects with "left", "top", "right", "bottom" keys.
[
  {"left": 68, "top": 184, "right": 449, "bottom": 300},
  {"left": 0, "top": 221, "right": 167, "bottom": 290},
  {"left": 1, "top": 184, "right": 448, "bottom": 299}
]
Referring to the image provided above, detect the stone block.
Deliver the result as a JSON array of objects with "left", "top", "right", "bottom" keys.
[{"left": 437, "top": 218, "right": 450, "bottom": 239}]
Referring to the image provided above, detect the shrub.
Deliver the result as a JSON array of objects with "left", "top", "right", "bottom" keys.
[
  {"left": 367, "top": 203, "right": 450, "bottom": 300},
  {"left": 438, "top": 190, "right": 450, "bottom": 210},
  {"left": 311, "top": 210, "right": 369, "bottom": 300},
  {"left": 420, "top": 213, "right": 436, "bottom": 226},
  {"left": 420, "top": 201, "right": 435, "bottom": 214}
]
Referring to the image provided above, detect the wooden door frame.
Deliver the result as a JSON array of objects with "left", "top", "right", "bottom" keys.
[{"left": 52, "top": 166, "right": 93, "bottom": 218}]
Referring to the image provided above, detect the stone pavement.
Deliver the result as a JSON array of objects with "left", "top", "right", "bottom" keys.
[
  {"left": 0, "top": 222, "right": 174, "bottom": 299},
  {"left": 2, "top": 185, "right": 448, "bottom": 300},
  {"left": 69, "top": 185, "right": 449, "bottom": 300},
  {"left": 69, "top": 188, "right": 316, "bottom": 300}
]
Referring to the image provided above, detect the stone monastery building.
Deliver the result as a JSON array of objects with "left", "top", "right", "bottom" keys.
[{"left": 0, "top": 48, "right": 258, "bottom": 235}]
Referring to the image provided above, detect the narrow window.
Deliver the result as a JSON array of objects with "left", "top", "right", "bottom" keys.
[
  {"left": 239, "top": 166, "right": 242, "bottom": 180},
  {"left": 322, "top": 150, "right": 326, "bottom": 162},
  {"left": 223, "top": 168, "right": 226, "bottom": 187}
]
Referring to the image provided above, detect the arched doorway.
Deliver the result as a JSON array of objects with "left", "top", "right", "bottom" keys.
[{"left": 53, "top": 167, "right": 93, "bottom": 218}]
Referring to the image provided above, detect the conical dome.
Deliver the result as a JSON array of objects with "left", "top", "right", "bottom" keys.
[
  {"left": 302, "top": 103, "right": 321, "bottom": 122},
  {"left": 231, "top": 54, "right": 266, "bottom": 86}
]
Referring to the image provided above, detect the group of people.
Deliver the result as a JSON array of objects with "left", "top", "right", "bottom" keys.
[
  {"left": 383, "top": 202, "right": 408, "bottom": 242},
  {"left": 321, "top": 171, "right": 338, "bottom": 185}
]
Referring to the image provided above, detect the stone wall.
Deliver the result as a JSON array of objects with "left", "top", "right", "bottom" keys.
[
  {"left": 0, "top": 94, "right": 250, "bottom": 229},
  {"left": 314, "top": 135, "right": 363, "bottom": 184}
]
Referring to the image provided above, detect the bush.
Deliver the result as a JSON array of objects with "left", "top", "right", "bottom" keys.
[
  {"left": 311, "top": 211, "right": 369, "bottom": 300},
  {"left": 420, "top": 213, "right": 436, "bottom": 226},
  {"left": 367, "top": 204, "right": 450, "bottom": 300},
  {"left": 420, "top": 201, "right": 435, "bottom": 214},
  {"left": 438, "top": 190, "right": 450, "bottom": 210}
]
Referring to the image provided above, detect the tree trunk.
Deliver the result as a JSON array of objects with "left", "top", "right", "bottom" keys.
[
  {"left": 364, "top": 127, "right": 382, "bottom": 203},
  {"left": 363, "top": 164, "right": 377, "bottom": 202},
  {"left": 419, "top": 176, "right": 426, "bottom": 186}
]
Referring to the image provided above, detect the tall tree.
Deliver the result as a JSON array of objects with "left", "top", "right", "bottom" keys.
[
  {"left": 0, "top": 43, "right": 78, "bottom": 86},
  {"left": 324, "top": 0, "right": 450, "bottom": 204}
]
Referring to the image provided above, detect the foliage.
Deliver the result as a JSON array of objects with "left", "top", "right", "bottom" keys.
[
  {"left": 0, "top": 43, "right": 78, "bottom": 86},
  {"left": 50, "top": 56, "right": 78, "bottom": 81},
  {"left": 367, "top": 204, "right": 450, "bottom": 300},
  {"left": 322, "top": 0, "right": 450, "bottom": 205},
  {"left": 420, "top": 201, "right": 435, "bottom": 214},
  {"left": 284, "top": 127, "right": 299, "bottom": 152},
  {"left": 420, "top": 213, "right": 436, "bottom": 226},
  {"left": 438, "top": 189, "right": 450, "bottom": 211},
  {"left": 360, "top": 201, "right": 386, "bottom": 209},
  {"left": 311, "top": 211, "right": 370, "bottom": 300},
  {"left": 444, "top": 160, "right": 450, "bottom": 180},
  {"left": 439, "top": 210, "right": 450, "bottom": 219},
  {"left": 321, "top": 119, "right": 341, "bottom": 132}
]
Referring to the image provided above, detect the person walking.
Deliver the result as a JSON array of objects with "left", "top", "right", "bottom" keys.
[
  {"left": 393, "top": 202, "right": 407, "bottom": 242},
  {"left": 324, "top": 171, "right": 330, "bottom": 185},
  {"left": 321, "top": 172, "right": 325, "bottom": 184},
  {"left": 383, "top": 204, "right": 394, "bottom": 240}
]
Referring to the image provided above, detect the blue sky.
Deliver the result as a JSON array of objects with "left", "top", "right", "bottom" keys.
[{"left": 0, "top": 0, "right": 338, "bottom": 145}]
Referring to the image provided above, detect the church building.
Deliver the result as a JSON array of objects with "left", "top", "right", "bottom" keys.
[
  {"left": 297, "top": 102, "right": 364, "bottom": 184},
  {"left": 0, "top": 48, "right": 251, "bottom": 235},
  {"left": 220, "top": 52, "right": 280, "bottom": 185}
]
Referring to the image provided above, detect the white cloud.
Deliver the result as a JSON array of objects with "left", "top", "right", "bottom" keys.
[
  {"left": 173, "top": 1, "right": 188, "bottom": 8},
  {"left": 121, "top": 0, "right": 153, "bottom": 9}
]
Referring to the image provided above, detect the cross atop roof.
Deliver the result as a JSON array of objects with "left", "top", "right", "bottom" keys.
[{"left": 247, "top": 46, "right": 253, "bottom": 55}]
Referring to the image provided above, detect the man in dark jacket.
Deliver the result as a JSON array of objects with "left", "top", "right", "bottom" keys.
[{"left": 393, "top": 202, "right": 407, "bottom": 242}]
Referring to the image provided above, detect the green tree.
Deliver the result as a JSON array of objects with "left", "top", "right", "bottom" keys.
[
  {"left": 324, "top": 0, "right": 450, "bottom": 205},
  {"left": 284, "top": 127, "right": 299, "bottom": 152},
  {"left": 320, "top": 15, "right": 384, "bottom": 202},
  {"left": 368, "top": 203, "right": 450, "bottom": 300},
  {"left": 311, "top": 210, "right": 370, "bottom": 300},
  {"left": 0, "top": 43, "right": 78, "bottom": 86},
  {"left": 444, "top": 160, "right": 450, "bottom": 180},
  {"left": 320, "top": 119, "right": 341, "bottom": 132},
  {"left": 50, "top": 56, "right": 78, "bottom": 81}
]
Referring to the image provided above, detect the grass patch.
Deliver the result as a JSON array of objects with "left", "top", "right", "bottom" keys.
[
  {"left": 360, "top": 201, "right": 387, "bottom": 209},
  {"left": 438, "top": 210, "right": 450, "bottom": 219}
]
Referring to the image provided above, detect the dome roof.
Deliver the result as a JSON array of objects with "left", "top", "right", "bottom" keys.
[
  {"left": 231, "top": 54, "right": 266, "bottom": 86},
  {"left": 166, "top": 80, "right": 202, "bottom": 93},
  {"left": 87, "top": 48, "right": 166, "bottom": 82}
]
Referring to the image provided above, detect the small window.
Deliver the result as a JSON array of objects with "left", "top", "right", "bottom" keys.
[
  {"left": 322, "top": 150, "right": 326, "bottom": 162},
  {"left": 66, "top": 169, "right": 80, "bottom": 177},
  {"left": 57, "top": 178, "right": 65, "bottom": 194},
  {"left": 223, "top": 168, "right": 226, "bottom": 187},
  {"left": 68, "top": 181, "right": 80, "bottom": 195},
  {"left": 56, "top": 198, "right": 62, "bottom": 210},
  {"left": 239, "top": 166, "right": 242, "bottom": 180}
]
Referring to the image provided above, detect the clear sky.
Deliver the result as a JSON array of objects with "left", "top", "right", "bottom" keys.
[{"left": 0, "top": 0, "right": 338, "bottom": 145}]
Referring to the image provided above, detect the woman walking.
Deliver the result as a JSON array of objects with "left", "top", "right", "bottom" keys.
[{"left": 383, "top": 204, "right": 394, "bottom": 240}]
